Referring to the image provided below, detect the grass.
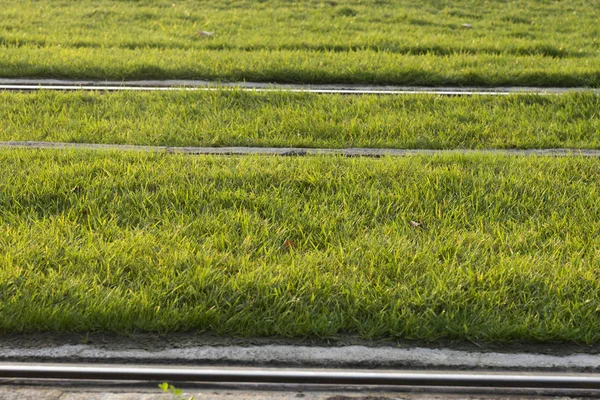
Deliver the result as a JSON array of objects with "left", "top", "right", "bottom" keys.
[
  {"left": 0, "top": 0, "right": 599, "bottom": 85},
  {"left": 1, "top": 91, "right": 600, "bottom": 149},
  {"left": 2, "top": 0, "right": 598, "bottom": 346},
  {"left": 1, "top": 150, "right": 600, "bottom": 343}
]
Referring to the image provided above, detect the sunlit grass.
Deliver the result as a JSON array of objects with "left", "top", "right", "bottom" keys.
[
  {"left": 0, "top": 0, "right": 598, "bottom": 85},
  {"left": 1, "top": 150, "right": 599, "bottom": 342},
  {"left": 2, "top": 91, "right": 599, "bottom": 149}
]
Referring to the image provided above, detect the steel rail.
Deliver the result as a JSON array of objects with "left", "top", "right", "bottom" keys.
[
  {"left": 0, "top": 84, "right": 520, "bottom": 95},
  {"left": 0, "top": 81, "right": 599, "bottom": 96},
  {"left": 1, "top": 363, "right": 600, "bottom": 390}
]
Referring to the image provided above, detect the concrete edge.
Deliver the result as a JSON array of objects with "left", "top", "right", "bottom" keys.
[
  {"left": 1, "top": 141, "right": 600, "bottom": 157},
  {"left": 1, "top": 344, "right": 600, "bottom": 372}
]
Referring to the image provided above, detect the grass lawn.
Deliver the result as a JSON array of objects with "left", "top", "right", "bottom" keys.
[
  {"left": 2, "top": 91, "right": 600, "bottom": 149},
  {"left": 1, "top": 150, "right": 599, "bottom": 343},
  {"left": 1, "top": 0, "right": 599, "bottom": 85}
]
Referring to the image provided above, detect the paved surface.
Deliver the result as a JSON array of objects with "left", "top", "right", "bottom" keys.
[
  {"left": 1, "top": 141, "right": 599, "bottom": 158},
  {"left": 0, "top": 385, "right": 591, "bottom": 399},
  {"left": 0, "top": 78, "right": 598, "bottom": 95}
]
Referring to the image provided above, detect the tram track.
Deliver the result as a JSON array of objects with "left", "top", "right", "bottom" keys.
[
  {"left": 2, "top": 79, "right": 599, "bottom": 398},
  {"left": 2, "top": 363, "right": 600, "bottom": 398},
  {"left": 0, "top": 79, "right": 598, "bottom": 95}
]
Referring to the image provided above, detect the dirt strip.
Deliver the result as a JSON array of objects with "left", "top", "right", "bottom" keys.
[
  {"left": 1, "top": 141, "right": 599, "bottom": 157},
  {"left": 0, "top": 79, "right": 598, "bottom": 95}
]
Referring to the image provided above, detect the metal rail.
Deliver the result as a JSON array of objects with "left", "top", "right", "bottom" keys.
[
  {"left": 1, "top": 363, "right": 600, "bottom": 390},
  {"left": 0, "top": 80, "right": 598, "bottom": 95},
  {"left": 0, "top": 84, "right": 525, "bottom": 95}
]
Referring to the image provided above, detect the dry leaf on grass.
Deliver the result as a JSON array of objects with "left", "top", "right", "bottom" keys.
[
  {"left": 409, "top": 220, "right": 423, "bottom": 228},
  {"left": 196, "top": 31, "right": 215, "bottom": 37}
]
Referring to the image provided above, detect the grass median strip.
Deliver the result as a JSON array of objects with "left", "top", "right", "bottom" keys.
[
  {"left": 1, "top": 0, "right": 599, "bottom": 85},
  {"left": 2, "top": 91, "right": 600, "bottom": 149},
  {"left": 1, "top": 150, "right": 599, "bottom": 342}
]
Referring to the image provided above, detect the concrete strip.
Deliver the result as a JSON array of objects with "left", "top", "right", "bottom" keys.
[
  {"left": 0, "top": 79, "right": 598, "bottom": 95},
  {"left": 1, "top": 141, "right": 600, "bottom": 157},
  {"left": 0, "top": 386, "right": 569, "bottom": 400},
  {"left": 0, "top": 387, "right": 64, "bottom": 400},
  {"left": 1, "top": 345, "right": 600, "bottom": 372}
]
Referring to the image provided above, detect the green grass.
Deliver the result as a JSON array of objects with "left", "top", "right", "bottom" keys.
[
  {"left": 2, "top": 91, "right": 600, "bottom": 149},
  {"left": 1, "top": 150, "right": 600, "bottom": 343},
  {"left": 1, "top": 0, "right": 599, "bottom": 85}
]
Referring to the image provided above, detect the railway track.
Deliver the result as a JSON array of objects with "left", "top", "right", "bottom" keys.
[
  {"left": 0, "top": 79, "right": 598, "bottom": 96},
  {"left": 2, "top": 363, "right": 600, "bottom": 397}
]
